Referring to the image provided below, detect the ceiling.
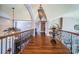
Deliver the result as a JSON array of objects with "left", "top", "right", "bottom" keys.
[
  {"left": 0, "top": 4, "right": 31, "bottom": 20},
  {"left": 31, "top": 4, "right": 79, "bottom": 21},
  {"left": 0, "top": 4, "right": 79, "bottom": 21}
]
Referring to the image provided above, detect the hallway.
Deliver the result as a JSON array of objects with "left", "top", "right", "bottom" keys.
[{"left": 20, "top": 35, "right": 70, "bottom": 54}]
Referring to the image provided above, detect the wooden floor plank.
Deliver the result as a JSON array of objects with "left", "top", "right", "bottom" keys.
[{"left": 20, "top": 35, "right": 70, "bottom": 54}]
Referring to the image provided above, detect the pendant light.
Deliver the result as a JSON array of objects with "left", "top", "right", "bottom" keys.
[
  {"left": 12, "top": 7, "right": 15, "bottom": 28},
  {"left": 38, "top": 4, "right": 47, "bottom": 21}
]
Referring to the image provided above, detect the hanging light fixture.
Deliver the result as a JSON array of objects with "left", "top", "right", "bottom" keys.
[
  {"left": 7, "top": 7, "right": 16, "bottom": 32},
  {"left": 38, "top": 4, "right": 43, "bottom": 19},
  {"left": 38, "top": 4, "right": 47, "bottom": 21},
  {"left": 9, "top": 7, "right": 20, "bottom": 32},
  {"left": 12, "top": 7, "right": 15, "bottom": 28},
  {"left": 3, "top": 7, "right": 16, "bottom": 34},
  {"left": 4, "top": 7, "right": 20, "bottom": 34},
  {"left": 8, "top": 7, "right": 17, "bottom": 32}
]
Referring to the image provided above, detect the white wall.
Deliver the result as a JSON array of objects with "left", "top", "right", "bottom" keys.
[
  {"left": 35, "top": 18, "right": 60, "bottom": 36},
  {"left": 33, "top": 4, "right": 79, "bottom": 35},
  {"left": 0, "top": 4, "right": 32, "bottom": 36},
  {"left": 58, "top": 9, "right": 79, "bottom": 33},
  {"left": 46, "top": 18, "right": 60, "bottom": 36},
  {"left": 15, "top": 20, "right": 32, "bottom": 31},
  {"left": 0, "top": 18, "right": 12, "bottom": 36},
  {"left": 62, "top": 17, "right": 79, "bottom": 33}
]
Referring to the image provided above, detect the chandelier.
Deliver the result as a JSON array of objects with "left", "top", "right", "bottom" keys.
[{"left": 4, "top": 7, "right": 20, "bottom": 33}]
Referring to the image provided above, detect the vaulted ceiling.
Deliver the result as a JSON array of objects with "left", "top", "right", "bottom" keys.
[
  {"left": 0, "top": 4, "right": 31, "bottom": 20},
  {"left": 0, "top": 4, "right": 79, "bottom": 21},
  {"left": 31, "top": 4, "right": 79, "bottom": 20}
]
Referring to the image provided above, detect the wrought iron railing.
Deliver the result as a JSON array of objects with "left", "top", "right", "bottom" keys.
[
  {"left": 0, "top": 29, "right": 34, "bottom": 54},
  {"left": 60, "top": 30, "right": 79, "bottom": 54}
]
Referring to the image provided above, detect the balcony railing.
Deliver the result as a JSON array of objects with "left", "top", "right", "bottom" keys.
[
  {"left": 60, "top": 30, "right": 79, "bottom": 54},
  {"left": 0, "top": 29, "right": 34, "bottom": 54}
]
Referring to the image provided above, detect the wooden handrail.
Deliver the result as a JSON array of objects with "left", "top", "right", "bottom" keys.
[
  {"left": 0, "top": 29, "right": 34, "bottom": 39},
  {"left": 59, "top": 30, "right": 79, "bottom": 36}
]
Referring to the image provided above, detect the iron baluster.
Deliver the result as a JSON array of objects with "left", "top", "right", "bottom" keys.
[
  {"left": 1, "top": 39, "right": 3, "bottom": 54},
  {"left": 71, "top": 33, "right": 72, "bottom": 54},
  {"left": 5, "top": 38, "right": 7, "bottom": 54}
]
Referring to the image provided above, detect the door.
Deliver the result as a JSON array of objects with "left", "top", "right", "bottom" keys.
[{"left": 41, "top": 21, "right": 46, "bottom": 35}]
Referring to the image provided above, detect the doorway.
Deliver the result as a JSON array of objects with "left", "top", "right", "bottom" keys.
[{"left": 41, "top": 21, "right": 46, "bottom": 35}]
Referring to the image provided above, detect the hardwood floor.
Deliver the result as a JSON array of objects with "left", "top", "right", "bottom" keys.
[{"left": 20, "top": 35, "right": 70, "bottom": 54}]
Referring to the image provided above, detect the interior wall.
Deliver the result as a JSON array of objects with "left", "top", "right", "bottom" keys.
[
  {"left": 62, "top": 17, "right": 79, "bottom": 33},
  {"left": 35, "top": 21, "right": 40, "bottom": 35},
  {"left": 35, "top": 18, "right": 60, "bottom": 36},
  {"left": 15, "top": 20, "right": 32, "bottom": 31},
  {"left": 46, "top": 18, "right": 60, "bottom": 36},
  {"left": 1, "top": 4, "right": 79, "bottom": 36},
  {"left": 0, "top": 18, "right": 12, "bottom": 36},
  {"left": 0, "top": 4, "right": 32, "bottom": 36},
  {"left": 41, "top": 17, "right": 79, "bottom": 36}
]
